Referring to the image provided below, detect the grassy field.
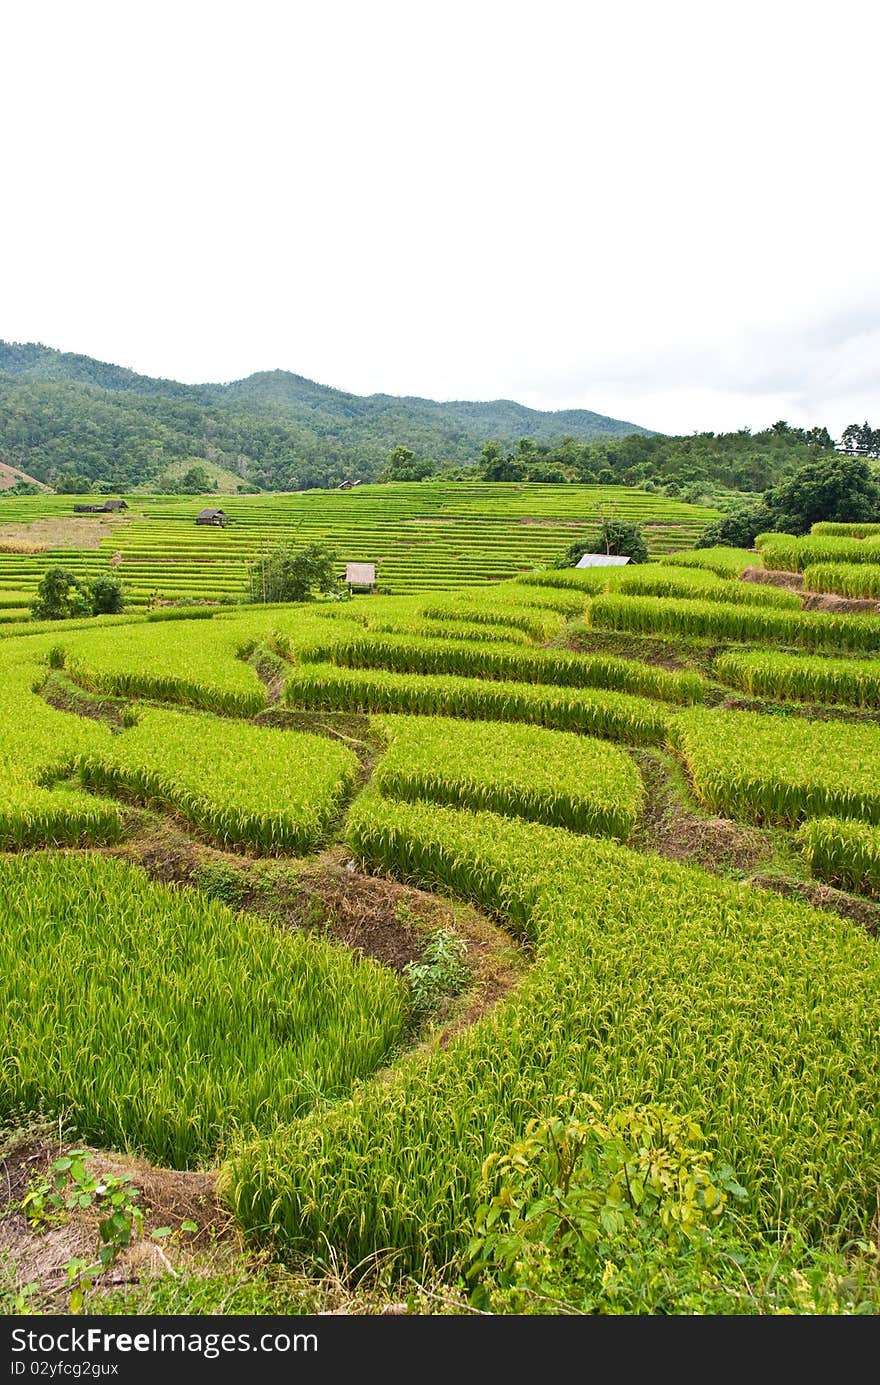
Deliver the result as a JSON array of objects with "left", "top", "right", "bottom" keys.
[{"left": 1, "top": 502, "right": 879, "bottom": 1317}]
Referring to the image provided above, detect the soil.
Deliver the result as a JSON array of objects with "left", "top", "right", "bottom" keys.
[
  {"left": 741, "top": 565, "right": 880, "bottom": 614},
  {"left": 562, "top": 625, "right": 696, "bottom": 672},
  {"left": 0, "top": 462, "right": 46, "bottom": 492},
  {"left": 800, "top": 591, "right": 880, "bottom": 614},
  {"left": 628, "top": 750, "right": 880, "bottom": 933},
  {"left": 39, "top": 671, "right": 129, "bottom": 728},
  {"left": 741, "top": 565, "right": 804, "bottom": 590},
  {"left": 250, "top": 654, "right": 287, "bottom": 705},
  {"left": 742, "top": 874, "right": 879, "bottom": 934},
  {"left": 0, "top": 1129, "right": 230, "bottom": 1311},
  {"left": 103, "top": 821, "right": 526, "bottom": 1005},
  {"left": 629, "top": 750, "right": 771, "bottom": 872},
  {"left": 715, "top": 693, "right": 880, "bottom": 726}
]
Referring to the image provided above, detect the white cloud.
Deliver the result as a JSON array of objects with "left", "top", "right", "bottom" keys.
[{"left": 1, "top": 0, "right": 877, "bottom": 437}]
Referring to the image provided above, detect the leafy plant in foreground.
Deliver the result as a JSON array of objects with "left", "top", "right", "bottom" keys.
[
  {"left": 466, "top": 1093, "right": 746, "bottom": 1314},
  {"left": 404, "top": 929, "right": 469, "bottom": 1019}
]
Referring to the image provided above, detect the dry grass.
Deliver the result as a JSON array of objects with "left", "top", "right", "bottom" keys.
[{"left": 0, "top": 515, "right": 132, "bottom": 550}]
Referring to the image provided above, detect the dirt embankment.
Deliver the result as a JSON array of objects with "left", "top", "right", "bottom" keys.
[
  {"left": 741, "top": 565, "right": 804, "bottom": 590},
  {"left": 741, "top": 565, "right": 880, "bottom": 614}
]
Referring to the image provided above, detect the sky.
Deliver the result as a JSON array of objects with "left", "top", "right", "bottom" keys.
[{"left": 2, "top": 0, "right": 878, "bottom": 438}]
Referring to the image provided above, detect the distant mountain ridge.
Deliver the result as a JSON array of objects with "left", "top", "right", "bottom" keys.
[{"left": 0, "top": 340, "right": 650, "bottom": 492}]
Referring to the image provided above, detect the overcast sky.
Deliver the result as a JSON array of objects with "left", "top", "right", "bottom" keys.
[{"left": 2, "top": 1, "right": 878, "bottom": 438}]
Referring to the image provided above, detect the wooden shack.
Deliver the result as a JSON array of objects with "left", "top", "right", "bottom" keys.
[
  {"left": 195, "top": 508, "right": 229, "bottom": 527},
  {"left": 340, "top": 561, "right": 377, "bottom": 593},
  {"left": 73, "top": 499, "right": 128, "bottom": 514}
]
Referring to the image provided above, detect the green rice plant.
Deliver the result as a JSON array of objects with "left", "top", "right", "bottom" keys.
[
  {"left": 0, "top": 484, "right": 715, "bottom": 597},
  {"left": 499, "top": 583, "right": 594, "bottom": 616},
  {"left": 63, "top": 620, "right": 268, "bottom": 716},
  {"left": 803, "top": 563, "right": 880, "bottom": 599},
  {"left": 715, "top": 650, "right": 880, "bottom": 709},
  {"left": 76, "top": 707, "right": 359, "bottom": 851},
  {"left": 516, "top": 567, "right": 615, "bottom": 593},
  {"left": 662, "top": 547, "right": 758, "bottom": 578},
  {"left": 668, "top": 707, "right": 880, "bottom": 826},
  {"left": 811, "top": 522, "right": 880, "bottom": 539},
  {"left": 0, "top": 613, "right": 148, "bottom": 641},
  {"left": 796, "top": 817, "right": 880, "bottom": 898},
  {"left": 371, "top": 617, "right": 532, "bottom": 645},
  {"left": 0, "top": 648, "right": 124, "bottom": 848},
  {"left": 422, "top": 580, "right": 593, "bottom": 619},
  {"left": 0, "top": 782, "right": 124, "bottom": 850},
  {"left": 617, "top": 569, "right": 801, "bottom": 609},
  {"left": 222, "top": 795, "right": 880, "bottom": 1271},
  {"left": 420, "top": 603, "right": 563, "bottom": 643},
  {"left": 304, "top": 633, "right": 703, "bottom": 705},
  {"left": 371, "top": 714, "right": 644, "bottom": 839},
  {"left": 589, "top": 594, "right": 880, "bottom": 653},
  {"left": 284, "top": 663, "right": 671, "bottom": 744},
  {"left": 756, "top": 533, "right": 880, "bottom": 573},
  {"left": 0, "top": 852, "right": 407, "bottom": 1167},
  {"left": 145, "top": 606, "right": 216, "bottom": 621}
]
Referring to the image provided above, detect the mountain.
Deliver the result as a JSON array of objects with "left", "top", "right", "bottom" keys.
[{"left": 0, "top": 341, "right": 650, "bottom": 492}]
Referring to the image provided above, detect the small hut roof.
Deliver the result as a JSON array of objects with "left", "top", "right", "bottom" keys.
[
  {"left": 196, "top": 508, "right": 227, "bottom": 519},
  {"left": 574, "top": 553, "right": 631, "bottom": 568},
  {"left": 344, "top": 562, "right": 376, "bottom": 585}
]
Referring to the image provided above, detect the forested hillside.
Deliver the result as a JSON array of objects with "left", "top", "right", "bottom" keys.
[
  {"left": 0, "top": 341, "right": 849, "bottom": 500},
  {"left": 0, "top": 341, "right": 646, "bottom": 493}
]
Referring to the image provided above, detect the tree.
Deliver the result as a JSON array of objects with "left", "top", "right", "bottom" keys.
[
  {"left": 695, "top": 453, "right": 880, "bottom": 547},
  {"left": 557, "top": 516, "right": 649, "bottom": 567},
  {"left": 381, "top": 446, "right": 436, "bottom": 482},
  {"left": 766, "top": 453, "right": 880, "bottom": 534},
  {"left": 54, "top": 471, "right": 93, "bottom": 494},
  {"left": 804, "top": 426, "right": 834, "bottom": 452},
  {"left": 31, "top": 568, "right": 95, "bottom": 620},
  {"left": 480, "top": 441, "right": 526, "bottom": 482},
  {"left": 247, "top": 542, "right": 339, "bottom": 603},
  {"left": 90, "top": 574, "right": 125, "bottom": 614},
  {"left": 177, "top": 464, "right": 214, "bottom": 493},
  {"left": 597, "top": 516, "right": 649, "bottom": 563},
  {"left": 695, "top": 502, "right": 773, "bottom": 549}
]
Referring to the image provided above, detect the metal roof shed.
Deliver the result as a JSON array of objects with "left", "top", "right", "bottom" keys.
[{"left": 574, "top": 553, "right": 631, "bottom": 568}]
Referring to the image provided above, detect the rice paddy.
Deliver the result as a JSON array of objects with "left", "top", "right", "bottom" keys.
[{"left": 1, "top": 485, "right": 879, "bottom": 1315}]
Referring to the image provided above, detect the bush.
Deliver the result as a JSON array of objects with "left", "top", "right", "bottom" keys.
[
  {"left": 696, "top": 503, "right": 772, "bottom": 549},
  {"left": 247, "top": 543, "right": 339, "bottom": 603},
  {"left": 90, "top": 576, "right": 125, "bottom": 615},
  {"left": 466, "top": 1094, "right": 746, "bottom": 1314},
  {"left": 557, "top": 517, "right": 648, "bottom": 567},
  {"left": 31, "top": 569, "right": 95, "bottom": 621},
  {"left": 30, "top": 569, "right": 125, "bottom": 622}
]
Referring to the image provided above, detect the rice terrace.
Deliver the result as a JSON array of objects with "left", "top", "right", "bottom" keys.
[{"left": 1, "top": 481, "right": 879, "bottom": 1317}]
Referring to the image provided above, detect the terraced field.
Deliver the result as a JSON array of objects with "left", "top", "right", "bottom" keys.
[
  {"left": 1, "top": 513, "right": 879, "bottom": 1317},
  {"left": 0, "top": 482, "right": 716, "bottom": 606}
]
